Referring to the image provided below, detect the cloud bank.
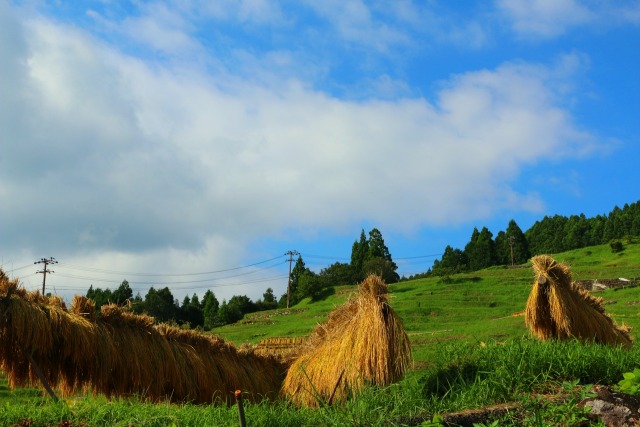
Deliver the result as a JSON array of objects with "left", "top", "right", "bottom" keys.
[{"left": 0, "top": 1, "right": 610, "bottom": 300}]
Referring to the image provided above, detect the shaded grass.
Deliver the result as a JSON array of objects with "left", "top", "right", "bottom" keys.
[{"left": 419, "top": 337, "right": 640, "bottom": 415}]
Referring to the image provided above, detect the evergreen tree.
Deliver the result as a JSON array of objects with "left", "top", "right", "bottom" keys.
[
  {"left": 433, "top": 245, "right": 468, "bottom": 274},
  {"left": 465, "top": 227, "right": 497, "bottom": 271},
  {"left": 319, "top": 262, "right": 358, "bottom": 286},
  {"left": 494, "top": 231, "right": 509, "bottom": 265},
  {"left": 563, "top": 214, "right": 591, "bottom": 250},
  {"left": 202, "top": 290, "right": 220, "bottom": 329},
  {"left": 217, "top": 300, "right": 242, "bottom": 325},
  {"left": 86, "top": 285, "right": 113, "bottom": 310},
  {"left": 288, "top": 256, "right": 309, "bottom": 305},
  {"left": 365, "top": 228, "right": 399, "bottom": 283},
  {"left": 112, "top": 280, "right": 133, "bottom": 305},
  {"left": 257, "top": 288, "right": 278, "bottom": 310},
  {"left": 297, "top": 271, "right": 325, "bottom": 302},
  {"left": 284, "top": 256, "right": 312, "bottom": 307},
  {"left": 227, "top": 295, "right": 256, "bottom": 316},
  {"left": 505, "top": 220, "right": 531, "bottom": 265},
  {"left": 362, "top": 256, "right": 400, "bottom": 284},
  {"left": 350, "top": 229, "right": 369, "bottom": 281},
  {"left": 179, "top": 293, "right": 204, "bottom": 328},
  {"left": 526, "top": 215, "right": 569, "bottom": 254},
  {"left": 143, "top": 287, "right": 177, "bottom": 323}
]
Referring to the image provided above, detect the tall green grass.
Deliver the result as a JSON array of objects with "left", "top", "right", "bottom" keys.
[
  {"left": 419, "top": 337, "right": 640, "bottom": 413},
  {"left": 2, "top": 337, "right": 637, "bottom": 426}
]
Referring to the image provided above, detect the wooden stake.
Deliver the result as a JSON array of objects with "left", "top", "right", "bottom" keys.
[
  {"left": 235, "top": 390, "right": 246, "bottom": 427},
  {"left": 19, "top": 343, "right": 58, "bottom": 402}
]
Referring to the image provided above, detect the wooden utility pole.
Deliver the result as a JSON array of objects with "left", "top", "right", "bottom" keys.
[
  {"left": 35, "top": 257, "right": 57, "bottom": 295},
  {"left": 285, "top": 250, "right": 300, "bottom": 309}
]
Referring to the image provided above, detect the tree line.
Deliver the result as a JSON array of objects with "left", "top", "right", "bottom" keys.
[
  {"left": 86, "top": 281, "right": 279, "bottom": 330},
  {"left": 420, "top": 200, "right": 640, "bottom": 279},
  {"left": 85, "top": 227, "right": 400, "bottom": 329}
]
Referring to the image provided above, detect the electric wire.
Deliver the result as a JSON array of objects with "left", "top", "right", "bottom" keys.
[
  {"left": 56, "top": 254, "right": 286, "bottom": 277},
  {"left": 53, "top": 259, "right": 286, "bottom": 287}
]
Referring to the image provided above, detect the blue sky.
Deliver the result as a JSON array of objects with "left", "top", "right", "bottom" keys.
[{"left": 1, "top": 0, "right": 639, "bottom": 303}]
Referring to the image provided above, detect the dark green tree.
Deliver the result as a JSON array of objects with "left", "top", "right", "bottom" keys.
[
  {"left": 202, "top": 290, "right": 220, "bottom": 329},
  {"left": 562, "top": 214, "right": 591, "bottom": 250},
  {"left": 350, "top": 229, "right": 369, "bottom": 281},
  {"left": 131, "top": 292, "right": 144, "bottom": 313},
  {"left": 319, "top": 262, "right": 358, "bottom": 286},
  {"left": 286, "top": 256, "right": 311, "bottom": 308},
  {"left": 86, "top": 285, "right": 113, "bottom": 310},
  {"left": 362, "top": 256, "right": 399, "bottom": 284},
  {"left": 432, "top": 245, "right": 468, "bottom": 274},
  {"left": 256, "top": 288, "right": 278, "bottom": 310},
  {"left": 526, "top": 215, "right": 569, "bottom": 254},
  {"left": 217, "top": 300, "right": 243, "bottom": 325},
  {"left": 286, "top": 256, "right": 311, "bottom": 307},
  {"left": 179, "top": 293, "right": 204, "bottom": 328},
  {"left": 297, "top": 271, "right": 325, "bottom": 302},
  {"left": 143, "top": 287, "right": 177, "bottom": 323},
  {"left": 227, "top": 295, "right": 256, "bottom": 316},
  {"left": 112, "top": 280, "right": 133, "bottom": 305},
  {"left": 365, "top": 228, "right": 399, "bottom": 283},
  {"left": 464, "top": 227, "right": 497, "bottom": 271},
  {"left": 505, "top": 220, "right": 531, "bottom": 265}
]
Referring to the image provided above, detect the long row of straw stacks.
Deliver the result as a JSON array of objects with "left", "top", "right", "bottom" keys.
[
  {"left": 525, "top": 255, "right": 632, "bottom": 347},
  {"left": 281, "top": 274, "right": 411, "bottom": 406},
  {"left": 0, "top": 270, "right": 286, "bottom": 404},
  {"left": 0, "top": 269, "right": 412, "bottom": 406}
]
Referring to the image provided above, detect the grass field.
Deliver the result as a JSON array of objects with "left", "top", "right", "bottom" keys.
[
  {"left": 2, "top": 242, "right": 640, "bottom": 426},
  {"left": 215, "top": 241, "right": 640, "bottom": 370}
]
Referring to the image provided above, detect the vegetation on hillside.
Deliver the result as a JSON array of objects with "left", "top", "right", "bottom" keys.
[{"left": 81, "top": 200, "right": 640, "bottom": 331}]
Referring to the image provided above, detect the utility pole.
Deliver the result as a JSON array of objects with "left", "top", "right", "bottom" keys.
[
  {"left": 508, "top": 236, "right": 515, "bottom": 267},
  {"left": 35, "top": 257, "right": 57, "bottom": 295},
  {"left": 285, "top": 250, "right": 300, "bottom": 309}
]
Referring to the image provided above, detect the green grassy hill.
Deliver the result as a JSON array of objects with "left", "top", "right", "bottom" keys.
[
  {"left": 213, "top": 241, "right": 640, "bottom": 371},
  {"left": 2, "top": 242, "right": 640, "bottom": 426}
]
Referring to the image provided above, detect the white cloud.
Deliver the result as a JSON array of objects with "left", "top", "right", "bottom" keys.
[
  {"left": 496, "top": 0, "right": 594, "bottom": 37},
  {"left": 496, "top": 0, "right": 640, "bottom": 38},
  {"left": 0, "top": 3, "right": 602, "bottom": 301},
  {"left": 303, "top": 0, "right": 410, "bottom": 52}
]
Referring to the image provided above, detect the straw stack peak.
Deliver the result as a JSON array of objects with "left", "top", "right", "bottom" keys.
[{"left": 282, "top": 274, "right": 411, "bottom": 406}]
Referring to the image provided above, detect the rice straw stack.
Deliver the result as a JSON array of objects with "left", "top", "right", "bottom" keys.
[
  {"left": 525, "top": 255, "right": 632, "bottom": 347},
  {"left": 0, "top": 269, "right": 287, "bottom": 403},
  {"left": 281, "top": 274, "right": 411, "bottom": 406}
]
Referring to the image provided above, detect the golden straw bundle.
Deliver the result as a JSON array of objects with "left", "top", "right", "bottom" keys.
[
  {"left": 281, "top": 274, "right": 411, "bottom": 407},
  {"left": 0, "top": 269, "right": 287, "bottom": 403},
  {"left": 525, "top": 255, "right": 632, "bottom": 347}
]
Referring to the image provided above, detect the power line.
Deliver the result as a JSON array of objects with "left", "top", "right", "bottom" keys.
[
  {"left": 54, "top": 259, "right": 286, "bottom": 287},
  {"left": 56, "top": 255, "right": 287, "bottom": 277},
  {"left": 395, "top": 253, "right": 442, "bottom": 260},
  {"left": 302, "top": 254, "right": 350, "bottom": 261},
  {"left": 6, "top": 263, "right": 34, "bottom": 272},
  {"left": 51, "top": 274, "right": 290, "bottom": 292}
]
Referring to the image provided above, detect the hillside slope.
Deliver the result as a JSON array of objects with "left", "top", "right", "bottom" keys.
[{"left": 213, "top": 242, "right": 640, "bottom": 370}]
